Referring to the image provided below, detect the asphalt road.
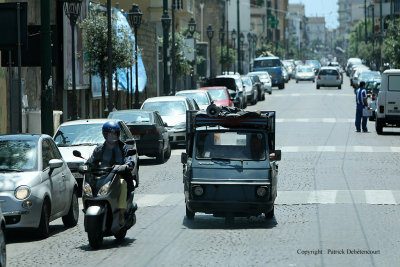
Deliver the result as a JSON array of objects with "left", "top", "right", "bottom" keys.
[{"left": 7, "top": 77, "right": 400, "bottom": 267}]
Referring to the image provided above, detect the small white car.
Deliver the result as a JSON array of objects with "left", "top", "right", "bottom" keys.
[
  {"left": 316, "top": 67, "right": 341, "bottom": 89},
  {"left": 175, "top": 90, "right": 213, "bottom": 111},
  {"left": 375, "top": 69, "right": 400, "bottom": 134},
  {"left": 295, "top": 66, "right": 315, "bottom": 83}
]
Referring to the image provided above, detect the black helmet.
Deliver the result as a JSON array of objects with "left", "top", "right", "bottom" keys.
[{"left": 102, "top": 121, "right": 120, "bottom": 139}]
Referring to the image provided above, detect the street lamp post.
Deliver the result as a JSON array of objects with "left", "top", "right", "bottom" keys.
[
  {"left": 219, "top": 27, "right": 225, "bottom": 75},
  {"left": 253, "top": 33, "right": 258, "bottom": 59},
  {"left": 239, "top": 33, "right": 244, "bottom": 74},
  {"left": 207, "top": 25, "right": 214, "bottom": 78},
  {"left": 128, "top": 4, "right": 142, "bottom": 109},
  {"left": 62, "top": 0, "right": 83, "bottom": 120},
  {"left": 161, "top": 6, "right": 171, "bottom": 96},
  {"left": 231, "top": 29, "right": 236, "bottom": 73},
  {"left": 171, "top": 0, "right": 176, "bottom": 95},
  {"left": 188, "top": 17, "right": 196, "bottom": 88},
  {"left": 247, "top": 32, "right": 252, "bottom": 72}
]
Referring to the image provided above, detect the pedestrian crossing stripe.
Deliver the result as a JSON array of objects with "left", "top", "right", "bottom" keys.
[
  {"left": 170, "top": 146, "right": 400, "bottom": 156},
  {"left": 130, "top": 190, "right": 400, "bottom": 207}
]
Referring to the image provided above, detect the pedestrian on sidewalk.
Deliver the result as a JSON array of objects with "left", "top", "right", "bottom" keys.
[{"left": 355, "top": 81, "right": 370, "bottom": 132}]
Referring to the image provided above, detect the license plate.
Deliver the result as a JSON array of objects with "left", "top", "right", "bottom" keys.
[
  {"left": 72, "top": 172, "right": 83, "bottom": 179},
  {"left": 133, "top": 135, "right": 140, "bottom": 140}
]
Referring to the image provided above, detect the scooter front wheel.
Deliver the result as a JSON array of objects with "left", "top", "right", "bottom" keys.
[
  {"left": 114, "top": 228, "right": 127, "bottom": 240},
  {"left": 87, "top": 217, "right": 103, "bottom": 249}
]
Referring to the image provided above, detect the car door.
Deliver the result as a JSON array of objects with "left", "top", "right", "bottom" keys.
[
  {"left": 42, "top": 138, "right": 66, "bottom": 213},
  {"left": 155, "top": 112, "right": 169, "bottom": 150}
]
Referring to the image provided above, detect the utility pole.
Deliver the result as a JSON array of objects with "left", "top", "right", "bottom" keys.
[
  {"left": 380, "top": 0, "right": 383, "bottom": 68},
  {"left": 41, "top": 0, "right": 53, "bottom": 135},
  {"left": 237, "top": 0, "right": 241, "bottom": 74},
  {"left": 107, "top": 0, "right": 114, "bottom": 115},
  {"left": 364, "top": 0, "right": 367, "bottom": 42}
]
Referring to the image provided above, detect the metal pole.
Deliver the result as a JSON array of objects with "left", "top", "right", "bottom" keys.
[
  {"left": 226, "top": 0, "right": 229, "bottom": 73},
  {"left": 209, "top": 38, "right": 213, "bottom": 78},
  {"left": 372, "top": 4, "right": 375, "bottom": 61},
  {"left": 162, "top": 9, "right": 170, "bottom": 96},
  {"left": 40, "top": 0, "right": 53, "bottom": 134},
  {"left": 171, "top": 1, "right": 176, "bottom": 95},
  {"left": 107, "top": 0, "right": 114, "bottom": 115},
  {"left": 237, "top": 0, "right": 241, "bottom": 74},
  {"left": 17, "top": 3, "right": 22, "bottom": 132},
  {"left": 126, "top": 70, "right": 129, "bottom": 108},
  {"left": 130, "top": 66, "right": 133, "bottom": 107},
  {"left": 71, "top": 21, "right": 77, "bottom": 120},
  {"left": 390, "top": 0, "right": 393, "bottom": 20},
  {"left": 134, "top": 26, "right": 139, "bottom": 108},
  {"left": 365, "top": 0, "right": 368, "bottom": 42},
  {"left": 380, "top": 0, "right": 383, "bottom": 69}
]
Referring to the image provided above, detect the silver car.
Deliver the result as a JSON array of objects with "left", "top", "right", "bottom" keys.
[
  {"left": 53, "top": 119, "right": 139, "bottom": 192},
  {"left": 175, "top": 90, "right": 213, "bottom": 110},
  {"left": 295, "top": 66, "right": 315, "bottom": 83},
  {"left": 141, "top": 96, "right": 196, "bottom": 146},
  {"left": 248, "top": 71, "right": 272, "bottom": 95},
  {"left": 316, "top": 67, "right": 342, "bottom": 89},
  {"left": 0, "top": 134, "right": 79, "bottom": 238}
]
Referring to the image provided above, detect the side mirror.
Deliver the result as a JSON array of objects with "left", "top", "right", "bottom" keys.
[
  {"left": 270, "top": 150, "right": 281, "bottom": 161},
  {"left": 164, "top": 123, "right": 168, "bottom": 127},
  {"left": 73, "top": 150, "right": 82, "bottom": 158},
  {"left": 49, "top": 159, "right": 63, "bottom": 169},
  {"left": 181, "top": 152, "right": 188, "bottom": 164},
  {"left": 127, "top": 149, "right": 137, "bottom": 156}
]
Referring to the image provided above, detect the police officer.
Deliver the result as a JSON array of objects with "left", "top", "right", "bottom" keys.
[{"left": 355, "top": 81, "right": 370, "bottom": 132}]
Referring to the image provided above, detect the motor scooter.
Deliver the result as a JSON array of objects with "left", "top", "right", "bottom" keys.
[{"left": 73, "top": 150, "right": 137, "bottom": 249}]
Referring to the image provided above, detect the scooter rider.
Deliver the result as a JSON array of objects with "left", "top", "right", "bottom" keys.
[{"left": 87, "top": 121, "right": 136, "bottom": 225}]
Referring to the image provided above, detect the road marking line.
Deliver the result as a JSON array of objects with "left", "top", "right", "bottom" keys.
[
  {"left": 132, "top": 190, "right": 400, "bottom": 207},
  {"left": 271, "top": 93, "right": 354, "bottom": 97},
  {"left": 280, "top": 146, "right": 400, "bottom": 153},
  {"left": 365, "top": 190, "right": 397, "bottom": 205}
]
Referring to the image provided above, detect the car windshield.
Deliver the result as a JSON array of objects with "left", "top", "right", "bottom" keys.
[
  {"left": 359, "top": 72, "right": 381, "bottom": 80},
  {"left": 108, "top": 112, "right": 151, "bottom": 123},
  {"left": 54, "top": 124, "right": 105, "bottom": 147},
  {"left": 195, "top": 131, "right": 266, "bottom": 160},
  {"left": 0, "top": 140, "right": 37, "bottom": 171},
  {"left": 205, "top": 89, "right": 228, "bottom": 100},
  {"left": 254, "top": 59, "right": 280, "bottom": 68},
  {"left": 142, "top": 101, "right": 186, "bottom": 116},
  {"left": 177, "top": 92, "right": 209, "bottom": 105},
  {"left": 241, "top": 78, "right": 252, "bottom": 86}
]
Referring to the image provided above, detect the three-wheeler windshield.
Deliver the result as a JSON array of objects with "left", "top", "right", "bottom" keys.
[{"left": 195, "top": 131, "right": 266, "bottom": 161}]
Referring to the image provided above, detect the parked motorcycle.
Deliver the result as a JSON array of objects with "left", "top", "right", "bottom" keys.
[{"left": 73, "top": 150, "right": 137, "bottom": 249}]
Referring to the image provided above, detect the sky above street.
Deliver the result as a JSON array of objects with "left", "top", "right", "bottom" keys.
[{"left": 289, "top": 0, "right": 339, "bottom": 29}]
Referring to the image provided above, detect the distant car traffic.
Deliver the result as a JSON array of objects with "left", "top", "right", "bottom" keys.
[
  {"left": 366, "top": 81, "right": 381, "bottom": 121},
  {"left": 295, "top": 66, "right": 315, "bottom": 83},
  {"left": 241, "top": 75, "right": 258, "bottom": 105},
  {"left": 141, "top": 96, "right": 196, "bottom": 146},
  {"left": 175, "top": 89, "right": 213, "bottom": 110},
  {"left": 0, "top": 134, "right": 79, "bottom": 238},
  {"left": 108, "top": 110, "right": 171, "bottom": 163},
  {"left": 316, "top": 67, "right": 342, "bottom": 89},
  {"left": 53, "top": 119, "right": 139, "bottom": 191}
]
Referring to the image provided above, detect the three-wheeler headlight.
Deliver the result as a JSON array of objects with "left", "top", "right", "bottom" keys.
[
  {"left": 192, "top": 185, "right": 204, "bottom": 196},
  {"left": 256, "top": 186, "right": 268, "bottom": 197}
]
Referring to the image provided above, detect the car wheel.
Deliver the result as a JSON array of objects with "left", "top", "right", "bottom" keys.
[
  {"left": 338, "top": 85, "right": 341, "bottom": 89},
  {"left": 114, "top": 228, "right": 127, "bottom": 241},
  {"left": 296, "top": 80, "right": 298, "bottom": 83},
  {"left": 268, "top": 90, "right": 272, "bottom": 95},
  {"left": 312, "top": 79, "right": 315, "bottom": 83},
  {"left": 186, "top": 205, "right": 195, "bottom": 220},
  {"left": 156, "top": 143, "right": 165, "bottom": 163},
  {"left": 0, "top": 225, "right": 6, "bottom": 267},
  {"left": 265, "top": 206, "right": 275, "bottom": 219},
  {"left": 62, "top": 189, "right": 79, "bottom": 227},
  {"left": 316, "top": 85, "right": 320, "bottom": 89},
  {"left": 369, "top": 112, "right": 376, "bottom": 121},
  {"left": 164, "top": 142, "right": 171, "bottom": 159},
  {"left": 37, "top": 200, "right": 50, "bottom": 239},
  {"left": 375, "top": 119, "right": 384, "bottom": 135},
  {"left": 261, "top": 92, "right": 265, "bottom": 101},
  {"left": 278, "top": 83, "right": 284, "bottom": 89}
]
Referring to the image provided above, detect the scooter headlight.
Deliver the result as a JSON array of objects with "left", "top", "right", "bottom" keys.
[
  {"left": 83, "top": 182, "right": 93, "bottom": 197},
  {"left": 98, "top": 181, "right": 111, "bottom": 196}
]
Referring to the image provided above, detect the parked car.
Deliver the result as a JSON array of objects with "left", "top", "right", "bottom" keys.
[
  {"left": 375, "top": 69, "right": 400, "bottom": 134},
  {"left": 53, "top": 119, "right": 139, "bottom": 192},
  {"left": 316, "top": 67, "right": 342, "bottom": 89},
  {"left": 295, "top": 65, "right": 315, "bottom": 83},
  {"left": 247, "top": 74, "right": 265, "bottom": 100},
  {"left": 248, "top": 71, "right": 272, "bottom": 95},
  {"left": 282, "top": 65, "right": 290, "bottom": 83},
  {"left": 356, "top": 71, "right": 381, "bottom": 89},
  {"left": 206, "top": 77, "right": 243, "bottom": 108},
  {"left": 108, "top": 110, "right": 171, "bottom": 163},
  {"left": 241, "top": 75, "right": 258, "bottom": 105},
  {"left": 141, "top": 96, "right": 196, "bottom": 146},
  {"left": 198, "top": 86, "right": 233, "bottom": 107},
  {"left": 175, "top": 89, "right": 213, "bottom": 110},
  {"left": 366, "top": 81, "right": 381, "bottom": 121},
  {"left": 0, "top": 204, "right": 5, "bottom": 267},
  {"left": 0, "top": 134, "right": 79, "bottom": 238},
  {"left": 350, "top": 65, "right": 369, "bottom": 87},
  {"left": 215, "top": 75, "right": 247, "bottom": 108},
  {"left": 305, "top": 59, "right": 321, "bottom": 74},
  {"left": 346, "top": 57, "right": 362, "bottom": 76}
]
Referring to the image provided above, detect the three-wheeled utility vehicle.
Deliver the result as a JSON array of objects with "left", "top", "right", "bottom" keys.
[{"left": 181, "top": 104, "right": 281, "bottom": 223}]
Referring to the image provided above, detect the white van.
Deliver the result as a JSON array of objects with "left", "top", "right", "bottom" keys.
[{"left": 375, "top": 69, "right": 400, "bottom": 134}]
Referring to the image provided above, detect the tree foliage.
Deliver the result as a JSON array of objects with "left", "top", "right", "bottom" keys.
[
  {"left": 217, "top": 46, "right": 236, "bottom": 67},
  {"left": 382, "top": 18, "right": 400, "bottom": 68}
]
